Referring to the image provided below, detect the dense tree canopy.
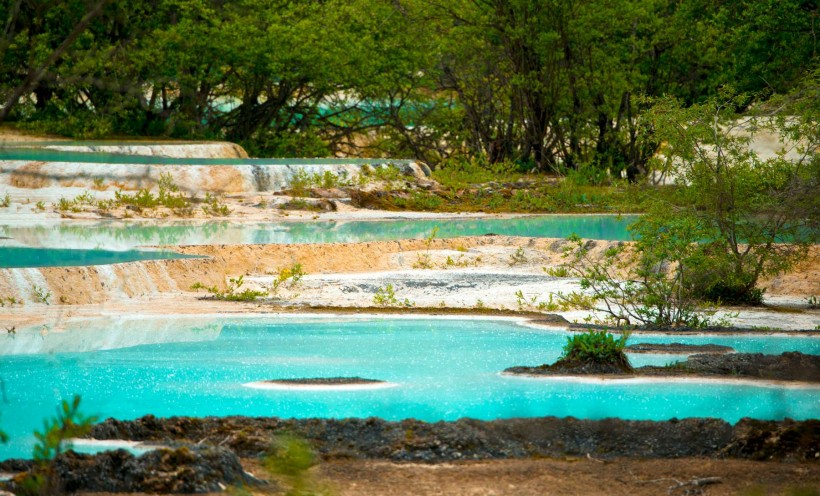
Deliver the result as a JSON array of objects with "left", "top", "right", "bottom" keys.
[{"left": 0, "top": 0, "right": 816, "bottom": 173}]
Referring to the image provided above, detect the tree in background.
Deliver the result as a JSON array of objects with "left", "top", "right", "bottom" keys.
[
  {"left": 646, "top": 73, "right": 818, "bottom": 304},
  {"left": 0, "top": 0, "right": 815, "bottom": 173}
]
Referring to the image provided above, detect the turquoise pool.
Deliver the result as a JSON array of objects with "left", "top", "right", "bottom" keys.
[
  {"left": 0, "top": 146, "right": 413, "bottom": 166},
  {"left": 0, "top": 215, "right": 636, "bottom": 251},
  {"left": 1, "top": 317, "right": 817, "bottom": 460},
  {"left": 0, "top": 246, "right": 197, "bottom": 268}
]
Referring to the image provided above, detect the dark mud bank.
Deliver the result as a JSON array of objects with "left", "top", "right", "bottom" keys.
[
  {"left": 506, "top": 352, "right": 820, "bottom": 382},
  {"left": 87, "top": 416, "right": 820, "bottom": 462}
]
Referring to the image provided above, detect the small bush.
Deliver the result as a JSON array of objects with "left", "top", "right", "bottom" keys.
[
  {"left": 191, "top": 276, "right": 267, "bottom": 301},
  {"left": 373, "top": 284, "right": 413, "bottom": 307},
  {"left": 561, "top": 331, "right": 632, "bottom": 370}
]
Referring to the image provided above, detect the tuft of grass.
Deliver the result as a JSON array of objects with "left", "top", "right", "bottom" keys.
[
  {"left": 373, "top": 283, "right": 414, "bottom": 307},
  {"left": 191, "top": 275, "right": 267, "bottom": 301}
]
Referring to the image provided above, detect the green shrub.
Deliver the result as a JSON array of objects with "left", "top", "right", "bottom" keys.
[
  {"left": 561, "top": 331, "right": 632, "bottom": 370},
  {"left": 191, "top": 275, "right": 267, "bottom": 301}
]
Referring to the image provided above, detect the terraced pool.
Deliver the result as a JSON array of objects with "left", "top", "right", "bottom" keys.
[
  {"left": 1, "top": 316, "right": 817, "bottom": 460},
  {"left": 0, "top": 246, "right": 197, "bottom": 268},
  {"left": 0, "top": 215, "right": 636, "bottom": 251}
]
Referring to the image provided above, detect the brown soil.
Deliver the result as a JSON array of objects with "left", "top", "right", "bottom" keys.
[
  {"left": 78, "top": 457, "right": 820, "bottom": 496},
  {"left": 315, "top": 458, "right": 820, "bottom": 496}
]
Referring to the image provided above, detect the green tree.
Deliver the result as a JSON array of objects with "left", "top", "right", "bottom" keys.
[{"left": 646, "top": 81, "right": 818, "bottom": 304}]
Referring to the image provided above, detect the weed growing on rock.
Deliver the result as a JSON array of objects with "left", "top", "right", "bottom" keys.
[
  {"left": 373, "top": 284, "right": 414, "bottom": 307},
  {"left": 201, "top": 192, "right": 231, "bottom": 216},
  {"left": 0, "top": 193, "right": 10, "bottom": 208},
  {"left": 31, "top": 286, "right": 50, "bottom": 305},
  {"left": 413, "top": 226, "right": 439, "bottom": 269},
  {"left": 269, "top": 263, "right": 306, "bottom": 296},
  {"left": 508, "top": 247, "right": 528, "bottom": 266},
  {"left": 191, "top": 275, "right": 267, "bottom": 302}
]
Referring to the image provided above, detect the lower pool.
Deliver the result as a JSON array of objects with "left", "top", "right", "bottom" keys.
[
  {"left": 0, "top": 215, "right": 636, "bottom": 251},
  {"left": 1, "top": 317, "right": 817, "bottom": 460},
  {"left": 0, "top": 246, "right": 197, "bottom": 268}
]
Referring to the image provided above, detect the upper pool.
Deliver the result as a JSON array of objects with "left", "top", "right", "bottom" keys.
[
  {"left": 0, "top": 215, "right": 636, "bottom": 250},
  {"left": 0, "top": 246, "right": 196, "bottom": 268},
  {"left": 0, "top": 146, "right": 413, "bottom": 166},
  {"left": 1, "top": 316, "right": 817, "bottom": 460}
]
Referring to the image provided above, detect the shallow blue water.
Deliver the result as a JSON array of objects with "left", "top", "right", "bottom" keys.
[
  {"left": 1, "top": 318, "right": 817, "bottom": 460},
  {"left": 0, "top": 146, "right": 413, "bottom": 166},
  {"left": 0, "top": 246, "right": 196, "bottom": 268},
  {"left": 0, "top": 215, "right": 636, "bottom": 252}
]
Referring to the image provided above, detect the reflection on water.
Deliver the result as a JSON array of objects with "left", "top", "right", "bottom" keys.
[
  {"left": 1, "top": 315, "right": 222, "bottom": 355},
  {"left": 0, "top": 215, "right": 637, "bottom": 250}
]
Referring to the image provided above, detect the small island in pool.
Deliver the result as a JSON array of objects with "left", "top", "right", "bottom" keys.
[
  {"left": 243, "top": 377, "right": 397, "bottom": 390},
  {"left": 625, "top": 342, "right": 734, "bottom": 354},
  {"left": 505, "top": 352, "right": 820, "bottom": 383}
]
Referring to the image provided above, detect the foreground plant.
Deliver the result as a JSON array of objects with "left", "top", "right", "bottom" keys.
[{"left": 18, "top": 395, "right": 97, "bottom": 496}]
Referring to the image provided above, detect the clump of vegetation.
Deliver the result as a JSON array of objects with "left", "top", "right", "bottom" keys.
[
  {"left": 373, "top": 284, "right": 414, "bottom": 307},
  {"left": 268, "top": 263, "right": 306, "bottom": 297},
  {"left": 262, "top": 435, "right": 319, "bottom": 496},
  {"left": 413, "top": 227, "right": 439, "bottom": 269},
  {"left": 547, "top": 224, "right": 720, "bottom": 327},
  {"left": 287, "top": 169, "right": 351, "bottom": 197},
  {"left": 17, "top": 395, "right": 97, "bottom": 496},
  {"left": 515, "top": 290, "right": 559, "bottom": 312},
  {"left": 508, "top": 247, "right": 528, "bottom": 266},
  {"left": 646, "top": 88, "right": 817, "bottom": 305},
  {"left": 31, "top": 286, "right": 51, "bottom": 305},
  {"left": 191, "top": 275, "right": 268, "bottom": 302},
  {"left": 0, "top": 194, "right": 10, "bottom": 208},
  {"left": 0, "top": 295, "right": 22, "bottom": 307},
  {"left": 559, "top": 330, "right": 632, "bottom": 372},
  {"left": 201, "top": 192, "right": 231, "bottom": 217},
  {"left": 432, "top": 158, "right": 522, "bottom": 189}
]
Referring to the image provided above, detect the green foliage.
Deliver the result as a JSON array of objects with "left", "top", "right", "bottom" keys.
[
  {"left": 508, "top": 247, "right": 527, "bottom": 266},
  {"left": 201, "top": 193, "right": 231, "bottom": 217},
  {"left": 268, "top": 263, "right": 307, "bottom": 296},
  {"left": 262, "top": 435, "right": 320, "bottom": 496},
  {"left": 31, "top": 286, "right": 51, "bottom": 305},
  {"left": 550, "top": 226, "right": 718, "bottom": 327},
  {"left": 432, "top": 158, "right": 521, "bottom": 189},
  {"left": 17, "top": 395, "right": 98, "bottom": 496},
  {"left": 33, "top": 396, "right": 96, "bottom": 461},
  {"left": 0, "top": 0, "right": 815, "bottom": 172},
  {"left": 646, "top": 85, "right": 817, "bottom": 304},
  {"left": 191, "top": 275, "right": 267, "bottom": 302},
  {"left": 0, "top": 194, "right": 10, "bottom": 208},
  {"left": 287, "top": 170, "right": 351, "bottom": 198},
  {"left": 413, "top": 227, "right": 439, "bottom": 268},
  {"left": 561, "top": 331, "right": 632, "bottom": 369},
  {"left": 373, "top": 284, "right": 414, "bottom": 307}
]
